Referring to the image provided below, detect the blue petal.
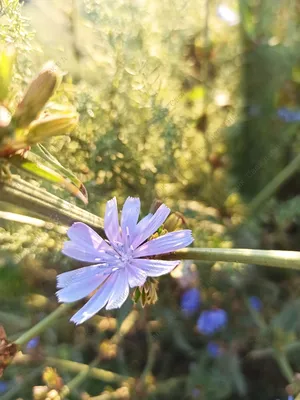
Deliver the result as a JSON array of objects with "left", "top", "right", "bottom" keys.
[
  {"left": 67, "top": 222, "right": 110, "bottom": 251},
  {"left": 181, "top": 288, "right": 201, "bottom": 314},
  {"left": 56, "top": 274, "right": 108, "bottom": 303},
  {"left": 131, "top": 259, "right": 179, "bottom": 277},
  {"left": 127, "top": 264, "right": 147, "bottom": 287},
  {"left": 131, "top": 204, "right": 170, "bottom": 249},
  {"left": 57, "top": 263, "right": 121, "bottom": 289},
  {"left": 121, "top": 197, "right": 141, "bottom": 244},
  {"left": 104, "top": 197, "right": 121, "bottom": 244},
  {"left": 62, "top": 241, "right": 118, "bottom": 263},
  {"left": 106, "top": 269, "right": 130, "bottom": 309},
  {"left": 70, "top": 273, "right": 118, "bottom": 324},
  {"left": 133, "top": 230, "right": 193, "bottom": 258},
  {"left": 133, "top": 213, "right": 153, "bottom": 238}
]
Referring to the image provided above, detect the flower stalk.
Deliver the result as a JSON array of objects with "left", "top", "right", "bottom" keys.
[
  {"left": 169, "top": 248, "right": 300, "bottom": 270},
  {"left": 15, "top": 303, "right": 73, "bottom": 347}
]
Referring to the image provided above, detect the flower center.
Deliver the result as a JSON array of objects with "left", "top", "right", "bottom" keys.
[{"left": 120, "top": 252, "right": 132, "bottom": 264}]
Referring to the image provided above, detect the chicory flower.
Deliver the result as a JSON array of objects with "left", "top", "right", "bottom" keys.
[
  {"left": 197, "top": 309, "right": 228, "bottom": 335},
  {"left": 56, "top": 197, "right": 193, "bottom": 324},
  {"left": 180, "top": 288, "right": 201, "bottom": 315}
]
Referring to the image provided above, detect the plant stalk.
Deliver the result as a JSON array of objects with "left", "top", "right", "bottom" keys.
[
  {"left": 15, "top": 303, "right": 73, "bottom": 346},
  {"left": 169, "top": 248, "right": 300, "bottom": 270}
]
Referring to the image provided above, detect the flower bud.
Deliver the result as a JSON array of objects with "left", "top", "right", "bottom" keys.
[
  {"left": 132, "top": 278, "right": 159, "bottom": 307},
  {"left": 26, "top": 113, "right": 78, "bottom": 144},
  {"left": 42, "top": 367, "right": 63, "bottom": 390},
  {"left": 14, "top": 61, "right": 62, "bottom": 128},
  {"left": 0, "top": 47, "right": 15, "bottom": 102},
  {"left": 33, "top": 386, "right": 48, "bottom": 400}
]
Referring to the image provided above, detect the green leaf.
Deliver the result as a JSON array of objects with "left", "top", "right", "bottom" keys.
[
  {"left": 8, "top": 150, "right": 88, "bottom": 204},
  {"left": 0, "top": 46, "right": 15, "bottom": 101}
]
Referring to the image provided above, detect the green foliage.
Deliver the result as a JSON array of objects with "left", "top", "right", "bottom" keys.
[{"left": 1, "top": 0, "right": 300, "bottom": 399}]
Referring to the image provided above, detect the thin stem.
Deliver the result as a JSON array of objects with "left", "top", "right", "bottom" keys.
[
  {"left": 0, "top": 175, "right": 104, "bottom": 233},
  {"left": 46, "top": 357, "right": 127, "bottom": 383},
  {"left": 111, "top": 310, "right": 139, "bottom": 345},
  {"left": 249, "top": 152, "right": 300, "bottom": 215},
  {"left": 60, "top": 357, "right": 100, "bottom": 399},
  {"left": 168, "top": 248, "right": 300, "bottom": 270},
  {"left": 274, "top": 351, "right": 294, "bottom": 383},
  {"left": 15, "top": 303, "right": 73, "bottom": 346},
  {"left": 0, "top": 210, "right": 67, "bottom": 233},
  {"left": 1, "top": 367, "right": 42, "bottom": 400},
  {"left": 14, "top": 354, "right": 128, "bottom": 383},
  {"left": 249, "top": 340, "right": 300, "bottom": 359},
  {"left": 245, "top": 298, "right": 267, "bottom": 331},
  {"left": 58, "top": 310, "right": 139, "bottom": 397}
]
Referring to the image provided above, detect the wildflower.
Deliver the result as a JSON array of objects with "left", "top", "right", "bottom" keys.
[
  {"left": 196, "top": 309, "right": 228, "bottom": 335},
  {"left": 56, "top": 197, "right": 194, "bottom": 324},
  {"left": 277, "top": 108, "right": 300, "bottom": 123},
  {"left": 180, "top": 288, "right": 201, "bottom": 316},
  {"left": 249, "top": 296, "right": 262, "bottom": 312},
  {"left": 0, "top": 381, "right": 8, "bottom": 393},
  {"left": 207, "top": 341, "right": 222, "bottom": 358},
  {"left": 26, "top": 336, "right": 40, "bottom": 351},
  {"left": 217, "top": 5, "right": 240, "bottom": 26}
]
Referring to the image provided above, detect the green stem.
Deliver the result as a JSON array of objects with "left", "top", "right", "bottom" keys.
[
  {"left": 15, "top": 303, "right": 73, "bottom": 346},
  {"left": 245, "top": 298, "right": 267, "bottom": 331},
  {"left": 249, "top": 152, "right": 300, "bottom": 215},
  {"left": 1, "top": 367, "right": 42, "bottom": 400},
  {"left": 169, "top": 248, "right": 300, "bottom": 270},
  {"left": 60, "top": 357, "right": 100, "bottom": 399},
  {"left": 0, "top": 210, "right": 67, "bottom": 233},
  {"left": 0, "top": 175, "right": 104, "bottom": 233},
  {"left": 59, "top": 310, "right": 138, "bottom": 397},
  {"left": 46, "top": 357, "right": 127, "bottom": 383},
  {"left": 274, "top": 350, "right": 294, "bottom": 383},
  {"left": 249, "top": 340, "right": 300, "bottom": 359}
]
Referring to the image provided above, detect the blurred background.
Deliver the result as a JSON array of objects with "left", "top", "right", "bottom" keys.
[{"left": 1, "top": 0, "right": 300, "bottom": 399}]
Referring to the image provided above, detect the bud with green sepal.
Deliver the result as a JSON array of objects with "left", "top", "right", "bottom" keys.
[{"left": 13, "top": 61, "right": 62, "bottom": 129}]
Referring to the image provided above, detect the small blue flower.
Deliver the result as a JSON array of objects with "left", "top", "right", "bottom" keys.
[
  {"left": 26, "top": 336, "right": 40, "bottom": 350},
  {"left": 0, "top": 382, "right": 8, "bottom": 393},
  {"left": 197, "top": 309, "right": 228, "bottom": 335},
  {"left": 180, "top": 288, "right": 201, "bottom": 315},
  {"left": 192, "top": 388, "right": 201, "bottom": 398},
  {"left": 277, "top": 108, "right": 300, "bottom": 122},
  {"left": 207, "top": 341, "right": 221, "bottom": 358},
  {"left": 249, "top": 296, "right": 262, "bottom": 312}
]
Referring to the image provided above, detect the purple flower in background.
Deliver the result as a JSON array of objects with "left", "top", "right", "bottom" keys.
[
  {"left": 26, "top": 336, "right": 40, "bottom": 350},
  {"left": 57, "top": 197, "right": 194, "bottom": 324},
  {"left": 217, "top": 5, "right": 240, "bottom": 26},
  {"left": 207, "top": 341, "right": 222, "bottom": 358},
  {"left": 249, "top": 296, "right": 262, "bottom": 312},
  {"left": 0, "top": 382, "right": 8, "bottom": 393},
  {"left": 277, "top": 108, "right": 300, "bottom": 122},
  {"left": 180, "top": 288, "right": 201, "bottom": 315},
  {"left": 197, "top": 309, "right": 228, "bottom": 335}
]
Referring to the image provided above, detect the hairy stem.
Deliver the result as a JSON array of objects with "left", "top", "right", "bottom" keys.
[
  {"left": 0, "top": 175, "right": 104, "bottom": 233},
  {"left": 169, "top": 248, "right": 300, "bottom": 270}
]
